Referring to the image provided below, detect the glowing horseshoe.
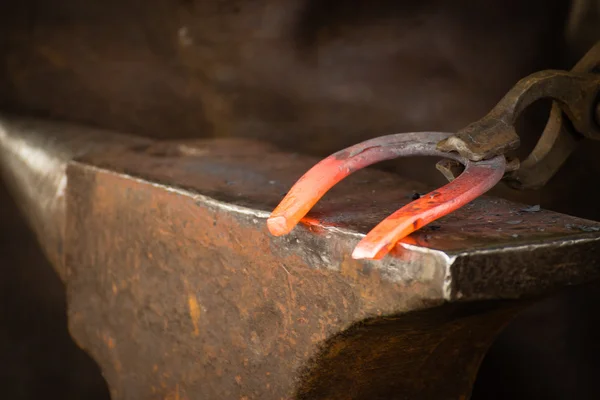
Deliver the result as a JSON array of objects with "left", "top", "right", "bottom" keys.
[{"left": 267, "top": 132, "right": 506, "bottom": 260}]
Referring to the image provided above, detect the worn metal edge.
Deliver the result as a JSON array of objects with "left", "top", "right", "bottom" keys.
[
  {"left": 448, "top": 235, "right": 600, "bottom": 300},
  {"left": 0, "top": 116, "right": 150, "bottom": 279}
]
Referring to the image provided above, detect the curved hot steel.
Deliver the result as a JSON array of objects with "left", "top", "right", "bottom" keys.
[{"left": 267, "top": 132, "right": 506, "bottom": 260}]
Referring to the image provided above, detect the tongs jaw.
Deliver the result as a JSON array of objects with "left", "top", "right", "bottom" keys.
[
  {"left": 268, "top": 132, "right": 505, "bottom": 260},
  {"left": 438, "top": 41, "right": 600, "bottom": 190}
]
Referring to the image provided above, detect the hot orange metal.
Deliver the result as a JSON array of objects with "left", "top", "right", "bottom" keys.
[
  {"left": 351, "top": 164, "right": 503, "bottom": 259},
  {"left": 267, "top": 132, "right": 506, "bottom": 260}
]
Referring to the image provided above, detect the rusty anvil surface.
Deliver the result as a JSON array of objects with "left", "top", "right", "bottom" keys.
[{"left": 2, "top": 116, "right": 600, "bottom": 399}]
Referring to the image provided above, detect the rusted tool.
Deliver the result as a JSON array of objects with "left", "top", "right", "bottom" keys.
[
  {"left": 438, "top": 41, "right": 600, "bottom": 189},
  {"left": 3, "top": 115, "right": 600, "bottom": 399}
]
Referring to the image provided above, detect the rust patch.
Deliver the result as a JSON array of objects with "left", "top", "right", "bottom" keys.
[{"left": 187, "top": 294, "right": 201, "bottom": 337}]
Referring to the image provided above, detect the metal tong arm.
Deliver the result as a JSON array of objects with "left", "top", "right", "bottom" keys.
[{"left": 437, "top": 41, "right": 600, "bottom": 190}]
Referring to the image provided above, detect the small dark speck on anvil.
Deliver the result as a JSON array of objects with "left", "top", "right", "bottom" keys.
[
  {"left": 521, "top": 204, "right": 541, "bottom": 212},
  {"left": 565, "top": 224, "right": 600, "bottom": 232},
  {"left": 506, "top": 220, "right": 523, "bottom": 225}
]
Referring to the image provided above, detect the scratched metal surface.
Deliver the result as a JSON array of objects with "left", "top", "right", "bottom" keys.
[
  {"left": 78, "top": 137, "right": 600, "bottom": 301},
  {"left": 65, "top": 154, "right": 521, "bottom": 400},
  {"left": 0, "top": 117, "right": 150, "bottom": 279},
  {"left": 61, "top": 135, "right": 600, "bottom": 399},
  {"left": 3, "top": 117, "right": 600, "bottom": 398}
]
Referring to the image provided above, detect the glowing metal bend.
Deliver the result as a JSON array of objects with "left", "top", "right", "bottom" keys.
[{"left": 267, "top": 132, "right": 506, "bottom": 260}]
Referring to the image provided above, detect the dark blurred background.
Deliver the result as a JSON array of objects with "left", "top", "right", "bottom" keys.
[{"left": 2, "top": 0, "right": 600, "bottom": 398}]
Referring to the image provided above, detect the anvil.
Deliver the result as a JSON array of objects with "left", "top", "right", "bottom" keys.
[{"left": 1, "top": 115, "right": 600, "bottom": 399}]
